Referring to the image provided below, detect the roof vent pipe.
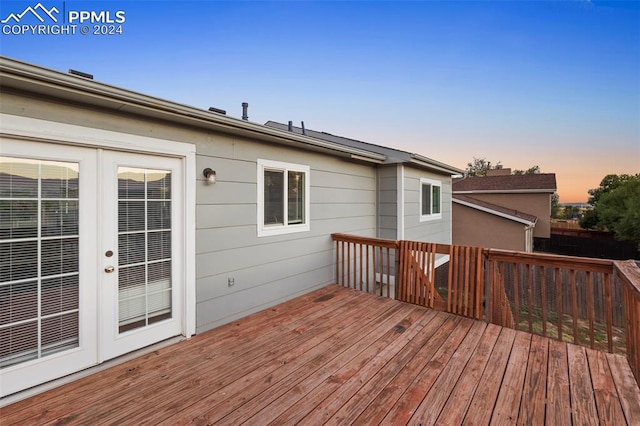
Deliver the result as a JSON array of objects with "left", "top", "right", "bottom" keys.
[
  {"left": 288, "top": 121, "right": 293, "bottom": 132},
  {"left": 301, "top": 121, "right": 306, "bottom": 135},
  {"left": 241, "top": 102, "right": 249, "bottom": 121}
]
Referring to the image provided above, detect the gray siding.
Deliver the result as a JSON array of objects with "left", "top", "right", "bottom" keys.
[
  {"left": 403, "top": 166, "right": 453, "bottom": 245},
  {"left": 1, "top": 93, "right": 377, "bottom": 333},
  {"left": 377, "top": 165, "right": 398, "bottom": 240},
  {"left": 195, "top": 137, "right": 377, "bottom": 332}
]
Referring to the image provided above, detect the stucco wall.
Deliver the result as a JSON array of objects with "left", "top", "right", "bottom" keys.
[
  {"left": 467, "top": 192, "right": 551, "bottom": 238},
  {"left": 452, "top": 202, "right": 527, "bottom": 251}
]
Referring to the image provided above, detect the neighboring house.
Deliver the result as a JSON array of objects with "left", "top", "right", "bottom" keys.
[
  {"left": 452, "top": 169, "right": 557, "bottom": 252},
  {"left": 0, "top": 56, "right": 461, "bottom": 397}
]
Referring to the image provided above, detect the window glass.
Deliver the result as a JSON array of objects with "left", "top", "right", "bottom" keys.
[
  {"left": 420, "top": 178, "right": 442, "bottom": 221},
  {"left": 421, "top": 184, "right": 431, "bottom": 215},
  {"left": 264, "top": 170, "right": 284, "bottom": 225},
  {"left": 432, "top": 185, "right": 441, "bottom": 214},
  {"left": 287, "top": 171, "right": 305, "bottom": 225},
  {"left": 258, "top": 160, "right": 309, "bottom": 236}
]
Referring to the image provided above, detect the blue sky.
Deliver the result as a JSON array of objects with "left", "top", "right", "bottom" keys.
[{"left": 1, "top": 0, "right": 638, "bottom": 202}]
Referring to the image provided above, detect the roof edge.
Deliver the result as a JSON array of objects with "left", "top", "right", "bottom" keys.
[
  {"left": 0, "top": 56, "right": 386, "bottom": 163},
  {"left": 453, "top": 197, "right": 537, "bottom": 226}
]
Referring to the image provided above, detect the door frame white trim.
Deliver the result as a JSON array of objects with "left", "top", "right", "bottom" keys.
[{"left": 0, "top": 113, "right": 197, "bottom": 338}]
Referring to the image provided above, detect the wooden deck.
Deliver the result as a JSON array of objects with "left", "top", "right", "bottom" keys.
[{"left": 2, "top": 285, "right": 640, "bottom": 425}]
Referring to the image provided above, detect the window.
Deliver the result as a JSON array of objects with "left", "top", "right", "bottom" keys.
[
  {"left": 420, "top": 178, "right": 442, "bottom": 221},
  {"left": 257, "top": 159, "right": 310, "bottom": 236}
]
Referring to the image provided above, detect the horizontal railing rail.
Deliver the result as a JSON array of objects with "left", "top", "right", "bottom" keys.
[{"left": 331, "top": 233, "right": 635, "bottom": 363}]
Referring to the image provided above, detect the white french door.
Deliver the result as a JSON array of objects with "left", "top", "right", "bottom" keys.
[
  {"left": 99, "top": 151, "right": 183, "bottom": 361},
  {"left": 1, "top": 140, "right": 185, "bottom": 397}
]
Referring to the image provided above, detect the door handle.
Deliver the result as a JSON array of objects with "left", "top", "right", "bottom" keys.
[{"left": 105, "top": 266, "right": 115, "bottom": 273}]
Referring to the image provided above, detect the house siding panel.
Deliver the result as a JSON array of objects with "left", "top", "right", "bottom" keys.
[
  {"left": 403, "top": 166, "right": 452, "bottom": 244},
  {"left": 377, "top": 166, "right": 397, "bottom": 240},
  {"left": 1, "top": 94, "right": 377, "bottom": 334},
  {"left": 194, "top": 142, "right": 376, "bottom": 332}
]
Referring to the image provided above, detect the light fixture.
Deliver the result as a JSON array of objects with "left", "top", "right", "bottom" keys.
[{"left": 203, "top": 168, "right": 216, "bottom": 184}]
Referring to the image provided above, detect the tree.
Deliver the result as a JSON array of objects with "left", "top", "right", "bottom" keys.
[
  {"left": 513, "top": 165, "right": 541, "bottom": 175},
  {"left": 558, "top": 205, "right": 581, "bottom": 220},
  {"left": 580, "top": 174, "right": 640, "bottom": 242},
  {"left": 464, "top": 158, "right": 542, "bottom": 177},
  {"left": 465, "top": 157, "right": 502, "bottom": 177},
  {"left": 551, "top": 192, "right": 560, "bottom": 218}
]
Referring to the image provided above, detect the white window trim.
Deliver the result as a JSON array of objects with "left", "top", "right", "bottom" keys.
[
  {"left": 420, "top": 177, "right": 442, "bottom": 222},
  {"left": 257, "top": 159, "right": 310, "bottom": 237}
]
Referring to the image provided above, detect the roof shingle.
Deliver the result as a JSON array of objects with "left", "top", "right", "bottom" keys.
[{"left": 453, "top": 173, "right": 557, "bottom": 193}]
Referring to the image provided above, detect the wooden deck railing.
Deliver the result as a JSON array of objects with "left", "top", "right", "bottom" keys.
[
  {"left": 616, "top": 260, "right": 640, "bottom": 383},
  {"left": 331, "top": 233, "right": 640, "bottom": 375}
]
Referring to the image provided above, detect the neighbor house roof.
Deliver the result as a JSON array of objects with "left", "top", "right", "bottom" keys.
[
  {"left": 265, "top": 121, "right": 464, "bottom": 176},
  {"left": 453, "top": 173, "right": 557, "bottom": 193},
  {"left": 453, "top": 194, "right": 538, "bottom": 226}
]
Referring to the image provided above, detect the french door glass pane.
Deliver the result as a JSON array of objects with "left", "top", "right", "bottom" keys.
[
  {"left": 0, "top": 157, "right": 80, "bottom": 369},
  {"left": 117, "top": 168, "right": 172, "bottom": 333}
]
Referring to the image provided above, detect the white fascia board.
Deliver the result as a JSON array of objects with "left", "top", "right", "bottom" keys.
[
  {"left": 409, "top": 157, "right": 464, "bottom": 176},
  {"left": 453, "top": 198, "right": 536, "bottom": 226}
]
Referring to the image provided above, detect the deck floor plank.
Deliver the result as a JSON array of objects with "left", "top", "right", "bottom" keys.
[
  {"left": 606, "top": 352, "right": 640, "bottom": 424},
  {"left": 245, "top": 303, "right": 420, "bottom": 425},
  {"left": 546, "top": 339, "right": 572, "bottom": 426},
  {"left": 489, "top": 331, "right": 532, "bottom": 425},
  {"left": 109, "top": 292, "right": 394, "bottom": 425},
  {"left": 1, "top": 285, "right": 638, "bottom": 426},
  {"left": 299, "top": 308, "right": 437, "bottom": 425},
  {"left": 586, "top": 348, "right": 626, "bottom": 425},
  {"left": 379, "top": 317, "right": 475, "bottom": 424},
  {"left": 517, "top": 334, "right": 549, "bottom": 425},
  {"left": 1, "top": 285, "right": 353, "bottom": 425},
  {"left": 172, "top": 294, "right": 411, "bottom": 425},
  {"left": 410, "top": 320, "right": 487, "bottom": 425},
  {"left": 567, "top": 344, "right": 599, "bottom": 426},
  {"left": 435, "top": 323, "right": 502, "bottom": 425},
  {"left": 462, "top": 327, "right": 517, "bottom": 425},
  {"left": 352, "top": 315, "right": 465, "bottom": 425},
  {"left": 51, "top": 288, "right": 374, "bottom": 425},
  {"left": 322, "top": 311, "right": 449, "bottom": 426}
]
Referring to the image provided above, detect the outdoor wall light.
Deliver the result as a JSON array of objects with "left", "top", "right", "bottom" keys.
[{"left": 203, "top": 168, "right": 216, "bottom": 184}]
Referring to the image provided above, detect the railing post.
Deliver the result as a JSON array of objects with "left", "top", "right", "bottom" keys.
[{"left": 615, "top": 260, "right": 640, "bottom": 385}]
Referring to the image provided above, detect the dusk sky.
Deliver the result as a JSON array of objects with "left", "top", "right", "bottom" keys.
[{"left": 1, "top": 0, "right": 638, "bottom": 202}]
